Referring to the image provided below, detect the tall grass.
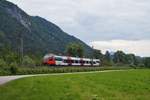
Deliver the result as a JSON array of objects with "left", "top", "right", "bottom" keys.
[{"left": 0, "top": 66, "right": 134, "bottom": 76}]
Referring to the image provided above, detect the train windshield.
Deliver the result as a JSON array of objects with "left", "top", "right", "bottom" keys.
[{"left": 55, "top": 57, "right": 63, "bottom": 61}]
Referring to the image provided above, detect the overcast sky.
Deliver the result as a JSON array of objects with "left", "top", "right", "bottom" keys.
[{"left": 8, "top": 0, "right": 150, "bottom": 56}]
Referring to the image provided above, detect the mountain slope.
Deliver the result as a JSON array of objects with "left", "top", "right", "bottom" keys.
[{"left": 0, "top": 0, "right": 93, "bottom": 57}]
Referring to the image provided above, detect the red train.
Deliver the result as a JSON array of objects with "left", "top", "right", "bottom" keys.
[{"left": 43, "top": 54, "right": 100, "bottom": 66}]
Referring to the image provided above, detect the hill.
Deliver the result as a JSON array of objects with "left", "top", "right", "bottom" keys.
[{"left": 0, "top": 0, "right": 93, "bottom": 56}]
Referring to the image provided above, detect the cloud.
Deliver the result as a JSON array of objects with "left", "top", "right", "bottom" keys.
[{"left": 90, "top": 40, "right": 150, "bottom": 57}]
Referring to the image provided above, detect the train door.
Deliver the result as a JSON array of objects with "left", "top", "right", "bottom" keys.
[{"left": 80, "top": 58, "right": 84, "bottom": 66}]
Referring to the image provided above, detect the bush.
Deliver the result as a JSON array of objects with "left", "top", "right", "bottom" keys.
[
  {"left": 23, "top": 55, "right": 35, "bottom": 67},
  {"left": 10, "top": 66, "right": 18, "bottom": 74},
  {"left": 138, "top": 64, "right": 145, "bottom": 68},
  {"left": 1, "top": 66, "right": 134, "bottom": 76},
  {"left": 144, "top": 57, "right": 150, "bottom": 68},
  {"left": 0, "top": 59, "right": 7, "bottom": 68},
  {"left": 9, "top": 62, "right": 18, "bottom": 67},
  {"left": 129, "top": 64, "right": 136, "bottom": 69}
]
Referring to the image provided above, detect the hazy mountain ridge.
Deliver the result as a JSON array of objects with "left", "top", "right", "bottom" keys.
[{"left": 0, "top": 0, "right": 93, "bottom": 56}]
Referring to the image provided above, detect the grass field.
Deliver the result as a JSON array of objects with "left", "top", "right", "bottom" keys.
[{"left": 0, "top": 69, "right": 150, "bottom": 100}]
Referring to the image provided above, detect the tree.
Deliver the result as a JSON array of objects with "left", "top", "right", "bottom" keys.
[
  {"left": 105, "top": 51, "right": 111, "bottom": 62},
  {"left": 113, "top": 51, "right": 126, "bottom": 64},
  {"left": 23, "top": 55, "right": 35, "bottom": 67},
  {"left": 144, "top": 57, "right": 150, "bottom": 68},
  {"left": 66, "top": 43, "right": 84, "bottom": 57},
  {"left": 125, "top": 54, "right": 135, "bottom": 64},
  {"left": 76, "top": 44, "right": 84, "bottom": 57},
  {"left": 0, "top": 59, "right": 7, "bottom": 68},
  {"left": 0, "top": 46, "right": 20, "bottom": 65},
  {"left": 93, "top": 49, "right": 103, "bottom": 59},
  {"left": 103, "top": 51, "right": 113, "bottom": 66},
  {"left": 93, "top": 49, "right": 104, "bottom": 66}
]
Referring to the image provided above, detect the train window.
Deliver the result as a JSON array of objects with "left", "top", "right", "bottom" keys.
[
  {"left": 75, "top": 60, "right": 79, "bottom": 63},
  {"left": 63, "top": 60, "right": 67, "bottom": 63},
  {"left": 65, "top": 59, "right": 73, "bottom": 63},
  {"left": 80, "top": 60, "right": 85, "bottom": 63},
  {"left": 90, "top": 61, "right": 92, "bottom": 64},
  {"left": 96, "top": 61, "right": 100, "bottom": 63},
  {"left": 86, "top": 61, "right": 89, "bottom": 64},
  {"left": 80, "top": 60, "right": 82, "bottom": 63},
  {"left": 55, "top": 57, "right": 63, "bottom": 61},
  {"left": 90, "top": 61, "right": 96, "bottom": 64},
  {"left": 66, "top": 60, "right": 70, "bottom": 63},
  {"left": 71, "top": 60, "right": 74, "bottom": 63}
]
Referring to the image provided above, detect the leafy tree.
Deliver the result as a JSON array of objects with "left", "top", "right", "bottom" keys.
[
  {"left": 125, "top": 54, "right": 137, "bottom": 65},
  {"left": 135, "top": 56, "right": 145, "bottom": 67},
  {"left": 92, "top": 49, "right": 104, "bottom": 66},
  {"left": 66, "top": 43, "right": 84, "bottom": 57},
  {"left": 76, "top": 44, "right": 84, "bottom": 57},
  {"left": 103, "top": 51, "right": 113, "bottom": 66},
  {"left": 104, "top": 51, "right": 111, "bottom": 62},
  {"left": 93, "top": 49, "right": 103, "bottom": 59},
  {"left": 0, "top": 59, "right": 7, "bottom": 67},
  {"left": 113, "top": 51, "right": 126, "bottom": 64},
  {"left": 0, "top": 46, "right": 20, "bottom": 65},
  {"left": 144, "top": 57, "right": 150, "bottom": 68}
]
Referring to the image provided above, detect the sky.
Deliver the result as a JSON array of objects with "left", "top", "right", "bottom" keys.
[{"left": 8, "top": 0, "right": 150, "bottom": 57}]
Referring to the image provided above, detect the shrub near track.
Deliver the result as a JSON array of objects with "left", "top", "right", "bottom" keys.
[{"left": 0, "top": 66, "right": 134, "bottom": 76}]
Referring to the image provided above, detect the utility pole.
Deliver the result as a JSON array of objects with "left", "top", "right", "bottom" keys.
[{"left": 20, "top": 34, "right": 23, "bottom": 65}]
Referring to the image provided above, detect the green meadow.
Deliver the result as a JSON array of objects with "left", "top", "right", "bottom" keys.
[{"left": 0, "top": 69, "right": 150, "bottom": 100}]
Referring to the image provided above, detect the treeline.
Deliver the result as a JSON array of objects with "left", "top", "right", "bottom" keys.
[
  {"left": 0, "top": 44, "right": 150, "bottom": 68},
  {"left": 0, "top": 46, "right": 133, "bottom": 75},
  {"left": 65, "top": 43, "right": 150, "bottom": 68},
  {"left": 93, "top": 49, "right": 150, "bottom": 68},
  {"left": 0, "top": 43, "right": 150, "bottom": 75}
]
